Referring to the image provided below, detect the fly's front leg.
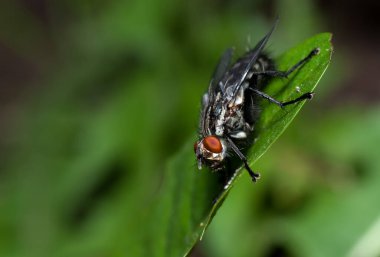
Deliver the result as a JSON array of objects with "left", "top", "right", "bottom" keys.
[
  {"left": 226, "top": 137, "right": 260, "bottom": 182},
  {"left": 251, "top": 48, "right": 320, "bottom": 78}
]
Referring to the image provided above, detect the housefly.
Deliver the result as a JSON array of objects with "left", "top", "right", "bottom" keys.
[{"left": 194, "top": 21, "right": 319, "bottom": 182}]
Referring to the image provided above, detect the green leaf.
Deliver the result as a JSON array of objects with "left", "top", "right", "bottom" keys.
[
  {"left": 199, "top": 108, "right": 380, "bottom": 257},
  {"left": 283, "top": 108, "right": 380, "bottom": 257},
  {"left": 0, "top": 32, "right": 332, "bottom": 257},
  {"left": 145, "top": 33, "right": 333, "bottom": 256}
]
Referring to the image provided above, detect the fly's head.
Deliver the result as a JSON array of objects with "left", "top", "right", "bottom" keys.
[{"left": 194, "top": 135, "right": 227, "bottom": 170}]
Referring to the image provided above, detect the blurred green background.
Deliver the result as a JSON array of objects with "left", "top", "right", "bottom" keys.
[{"left": 1, "top": 0, "right": 380, "bottom": 257}]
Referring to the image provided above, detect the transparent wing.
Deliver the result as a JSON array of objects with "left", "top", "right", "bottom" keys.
[
  {"left": 232, "top": 18, "right": 278, "bottom": 95},
  {"left": 208, "top": 48, "right": 234, "bottom": 99}
]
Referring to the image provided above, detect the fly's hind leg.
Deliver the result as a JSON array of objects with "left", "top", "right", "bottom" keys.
[
  {"left": 251, "top": 48, "right": 320, "bottom": 78},
  {"left": 248, "top": 88, "right": 314, "bottom": 108},
  {"left": 248, "top": 48, "right": 319, "bottom": 108}
]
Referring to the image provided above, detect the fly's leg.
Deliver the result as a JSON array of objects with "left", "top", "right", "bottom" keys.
[
  {"left": 247, "top": 48, "right": 319, "bottom": 107},
  {"left": 280, "top": 92, "right": 314, "bottom": 106},
  {"left": 251, "top": 48, "right": 320, "bottom": 78},
  {"left": 249, "top": 88, "right": 314, "bottom": 108},
  {"left": 226, "top": 137, "right": 260, "bottom": 182}
]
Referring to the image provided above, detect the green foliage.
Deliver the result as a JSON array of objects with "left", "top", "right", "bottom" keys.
[
  {"left": 1, "top": 1, "right": 379, "bottom": 257},
  {"left": 203, "top": 108, "right": 380, "bottom": 257},
  {"left": 95, "top": 33, "right": 332, "bottom": 257},
  {"left": 159, "top": 34, "right": 332, "bottom": 256}
]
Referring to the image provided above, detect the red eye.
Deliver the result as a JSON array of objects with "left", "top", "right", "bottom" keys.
[{"left": 203, "top": 136, "right": 223, "bottom": 153}]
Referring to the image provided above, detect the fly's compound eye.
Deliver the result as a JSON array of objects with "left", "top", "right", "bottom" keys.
[{"left": 203, "top": 136, "right": 223, "bottom": 153}]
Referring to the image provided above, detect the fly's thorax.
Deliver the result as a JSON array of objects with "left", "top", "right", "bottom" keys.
[
  {"left": 215, "top": 107, "right": 226, "bottom": 136},
  {"left": 215, "top": 84, "right": 249, "bottom": 136},
  {"left": 221, "top": 85, "right": 249, "bottom": 135}
]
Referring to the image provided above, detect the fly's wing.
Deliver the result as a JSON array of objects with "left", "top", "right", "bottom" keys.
[
  {"left": 223, "top": 19, "right": 278, "bottom": 98},
  {"left": 200, "top": 48, "right": 234, "bottom": 136},
  {"left": 200, "top": 19, "right": 279, "bottom": 136},
  {"left": 208, "top": 48, "right": 234, "bottom": 101}
]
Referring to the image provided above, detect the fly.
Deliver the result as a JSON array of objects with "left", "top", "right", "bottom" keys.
[{"left": 194, "top": 20, "right": 319, "bottom": 182}]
